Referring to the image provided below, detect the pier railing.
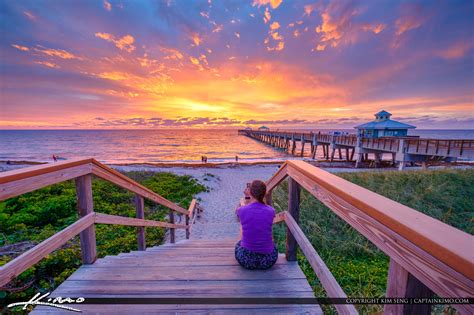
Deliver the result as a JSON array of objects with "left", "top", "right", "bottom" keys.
[
  {"left": 239, "top": 129, "right": 474, "bottom": 159},
  {"left": 266, "top": 160, "right": 472, "bottom": 315},
  {"left": 0, "top": 158, "right": 198, "bottom": 287}
]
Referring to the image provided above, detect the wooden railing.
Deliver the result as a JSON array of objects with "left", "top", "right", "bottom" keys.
[
  {"left": 404, "top": 138, "right": 474, "bottom": 157},
  {"left": 0, "top": 158, "right": 199, "bottom": 287},
  {"left": 361, "top": 137, "right": 400, "bottom": 152},
  {"left": 266, "top": 160, "right": 473, "bottom": 315},
  {"left": 239, "top": 130, "right": 474, "bottom": 159}
]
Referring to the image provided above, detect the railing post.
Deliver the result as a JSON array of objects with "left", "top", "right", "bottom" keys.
[
  {"left": 186, "top": 213, "right": 190, "bottom": 239},
  {"left": 75, "top": 174, "right": 97, "bottom": 264},
  {"left": 169, "top": 210, "right": 175, "bottom": 243},
  {"left": 286, "top": 178, "right": 300, "bottom": 261},
  {"left": 385, "top": 259, "right": 433, "bottom": 315},
  {"left": 134, "top": 194, "right": 146, "bottom": 251}
]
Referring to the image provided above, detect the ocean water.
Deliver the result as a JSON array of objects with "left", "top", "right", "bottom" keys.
[{"left": 0, "top": 129, "right": 473, "bottom": 164}]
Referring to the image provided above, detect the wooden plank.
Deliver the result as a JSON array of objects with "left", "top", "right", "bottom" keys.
[
  {"left": 68, "top": 264, "right": 306, "bottom": 281},
  {"left": 158, "top": 242, "right": 236, "bottom": 247},
  {"left": 91, "top": 164, "right": 188, "bottom": 215},
  {"left": 51, "top": 279, "right": 314, "bottom": 296},
  {"left": 287, "top": 166, "right": 472, "bottom": 313},
  {"left": 286, "top": 160, "right": 473, "bottom": 280},
  {"left": 32, "top": 304, "right": 322, "bottom": 314},
  {"left": 286, "top": 178, "right": 300, "bottom": 262},
  {"left": 0, "top": 163, "right": 92, "bottom": 201},
  {"left": 134, "top": 194, "right": 146, "bottom": 250},
  {"left": 285, "top": 213, "right": 358, "bottom": 315},
  {"left": 95, "top": 213, "right": 187, "bottom": 229},
  {"left": 94, "top": 255, "right": 290, "bottom": 267},
  {"left": 147, "top": 245, "right": 235, "bottom": 253},
  {"left": 75, "top": 175, "right": 97, "bottom": 264},
  {"left": 0, "top": 213, "right": 95, "bottom": 287}
]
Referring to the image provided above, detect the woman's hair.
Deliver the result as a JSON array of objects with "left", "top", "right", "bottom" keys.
[{"left": 250, "top": 180, "right": 267, "bottom": 203}]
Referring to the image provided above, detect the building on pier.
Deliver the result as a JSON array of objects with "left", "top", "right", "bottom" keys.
[
  {"left": 258, "top": 125, "right": 270, "bottom": 131},
  {"left": 355, "top": 110, "right": 416, "bottom": 138}
]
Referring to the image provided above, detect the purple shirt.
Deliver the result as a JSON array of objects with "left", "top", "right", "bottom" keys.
[{"left": 237, "top": 201, "right": 275, "bottom": 254}]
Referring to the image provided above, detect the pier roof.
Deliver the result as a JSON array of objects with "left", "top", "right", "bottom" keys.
[
  {"left": 355, "top": 120, "right": 416, "bottom": 130},
  {"left": 355, "top": 110, "right": 416, "bottom": 130}
]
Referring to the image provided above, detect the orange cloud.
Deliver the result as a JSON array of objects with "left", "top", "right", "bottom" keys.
[
  {"left": 271, "top": 32, "right": 282, "bottom": 41},
  {"left": 12, "top": 44, "right": 29, "bottom": 51},
  {"left": 95, "top": 32, "right": 136, "bottom": 52},
  {"left": 253, "top": 0, "right": 282, "bottom": 9},
  {"left": 189, "top": 56, "right": 200, "bottom": 65},
  {"left": 314, "top": 7, "right": 386, "bottom": 51},
  {"left": 191, "top": 33, "right": 202, "bottom": 46},
  {"left": 269, "top": 21, "right": 280, "bottom": 30},
  {"left": 35, "top": 61, "right": 60, "bottom": 68},
  {"left": 34, "top": 46, "right": 82, "bottom": 59},
  {"left": 436, "top": 42, "right": 472, "bottom": 60},
  {"left": 395, "top": 16, "right": 422, "bottom": 36},
  {"left": 303, "top": 4, "right": 317, "bottom": 16},
  {"left": 160, "top": 47, "right": 184, "bottom": 60},
  {"left": 362, "top": 23, "right": 386, "bottom": 34},
  {"left": 267, "top": 41, "right": 284, "bottom": 51}
]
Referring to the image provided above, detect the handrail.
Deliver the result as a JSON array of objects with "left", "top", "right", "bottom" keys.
[
  {"left": 0, "top": 213, "right": 95, "bottom": 286},
  {"left": 0, "top": 159, "right": 199, "bottom": 287},
  {"left": 0, "top": 158, "right": 188, "bottom": 215},
  {"left": 0, "top": 212, "right": 190, "bottom": 287},
  {"left": 265, "top": 160, "right": 473, "bottom": 314},
  {"left": 279, "top": 211, "right": 358, "bottom": 315}
]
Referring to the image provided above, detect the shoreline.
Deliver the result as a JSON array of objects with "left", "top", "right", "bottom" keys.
[{"left": 1, "top": 159, "right": 473, "bottom": 174}]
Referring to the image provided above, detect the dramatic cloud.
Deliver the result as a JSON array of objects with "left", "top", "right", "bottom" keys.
[{"left": 1, "top": 1, "right": 472, "bottom": 129}]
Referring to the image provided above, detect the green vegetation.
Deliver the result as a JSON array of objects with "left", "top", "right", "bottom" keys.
[
  {"left": 0, "top": 171, "right": 206, "bottom": 313},
  {"left": 272, "top": 168, "right": 473, "bottom": 314}
]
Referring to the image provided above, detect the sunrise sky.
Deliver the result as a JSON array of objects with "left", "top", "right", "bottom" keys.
[{"left": 0, "top": 0, "right": 473, "bottom": 129}]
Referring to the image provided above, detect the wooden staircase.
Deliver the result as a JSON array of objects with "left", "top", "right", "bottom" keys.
[
  {"left": 32, "top": 239, "right": 322, "bottom": 314},
  {"left": 2, "top": 159, "right": 471, "bottom": 314}
]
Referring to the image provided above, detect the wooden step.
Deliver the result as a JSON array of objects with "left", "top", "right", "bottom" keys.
[{"left": 32, "top": 239, "right": 322, "bottom": 314}]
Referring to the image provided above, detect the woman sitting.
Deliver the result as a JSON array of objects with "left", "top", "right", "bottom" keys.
[{"left": 235, "top": 180, "right": 278, "bottom": 270}]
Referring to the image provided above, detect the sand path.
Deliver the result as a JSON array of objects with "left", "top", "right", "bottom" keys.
[{"left": 113, "top": 164, "right": 281, "bottom": 242}]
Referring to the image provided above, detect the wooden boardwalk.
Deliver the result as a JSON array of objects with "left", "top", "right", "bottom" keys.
[{"left": 32, "top": 239, "right": 322, "bottom": 314}]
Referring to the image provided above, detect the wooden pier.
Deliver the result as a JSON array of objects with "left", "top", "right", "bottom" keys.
[
  {"left": 1, "top": 159, "right": 472, "bottom": 314},
  {"left": 238, "top": 129, "right": 474, "bottom": 169}
]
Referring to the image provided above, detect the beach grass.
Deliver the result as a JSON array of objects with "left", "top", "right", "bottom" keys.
[
  {"left": 0, "top": 172, "right": 207, "bottom": 313},
  {"left": 272, "top": 168, "right": 473, "bottom": 314}
]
